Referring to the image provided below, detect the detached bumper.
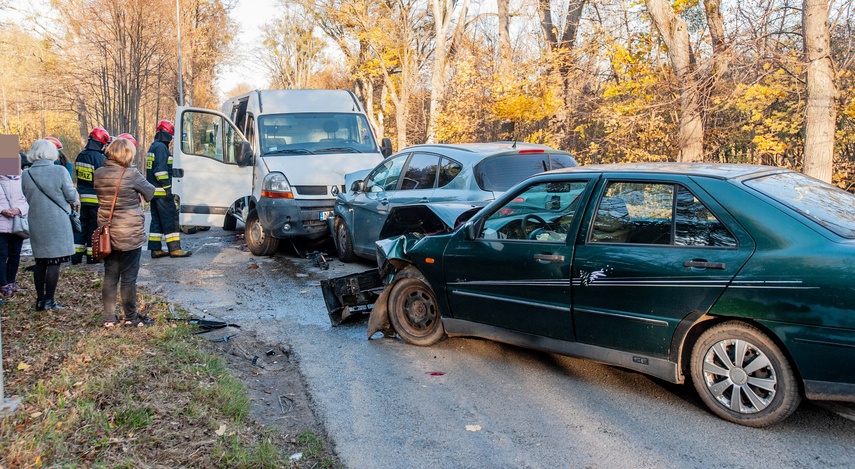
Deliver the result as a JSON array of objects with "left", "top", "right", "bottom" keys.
[{"left": 320, "top": 269, "right": 384, "bottom": 325}]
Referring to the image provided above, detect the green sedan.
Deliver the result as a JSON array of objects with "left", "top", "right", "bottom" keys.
[{"left": 324, "top": 163, "right": 855, "bottom": 427}]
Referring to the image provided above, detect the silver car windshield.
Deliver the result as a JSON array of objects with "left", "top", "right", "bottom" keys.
[
  {"left": 259, "top": 113, "right": 377, "bottom": 155},
  {"left": 744, "top": 172, "right": 855, "bottom": 239}
]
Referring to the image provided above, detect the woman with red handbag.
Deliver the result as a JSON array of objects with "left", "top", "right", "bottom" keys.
[{"left": 94, "top": 136, "right": 155, "bottom": 328}]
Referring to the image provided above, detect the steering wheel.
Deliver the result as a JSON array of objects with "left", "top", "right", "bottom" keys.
[{"left": 521, "top": 214, "right": 553, "bottom": 238}]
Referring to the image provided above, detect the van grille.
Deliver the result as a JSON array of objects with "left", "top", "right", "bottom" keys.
[{"left": 294, "top": 185, "right": 329, "bottom": 196}]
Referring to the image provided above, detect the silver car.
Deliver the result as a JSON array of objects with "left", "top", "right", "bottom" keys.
[{"left": 331, "top": 142, "right": 577, "bottom": 262}]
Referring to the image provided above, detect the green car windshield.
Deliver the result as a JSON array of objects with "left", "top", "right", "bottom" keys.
[
  {"left": 258, "top": 113, "right": 377, "bottom": 155},
  {"left": 744, "top": 172, "right": 855, "bottom": 238}
]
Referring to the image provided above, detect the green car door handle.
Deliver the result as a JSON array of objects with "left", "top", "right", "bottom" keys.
[
  {"left": 684, "top": 260, "right": 726, "bottom": 270},
  {"left": 534, "top": 253, "right": 565, "bottom": 263}
]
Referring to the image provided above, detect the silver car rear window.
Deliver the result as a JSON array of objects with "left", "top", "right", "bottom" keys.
[{"left": 744, "top": 172, "right": 855, "bottom": 239}]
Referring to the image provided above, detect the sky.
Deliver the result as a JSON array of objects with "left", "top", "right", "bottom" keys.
[{"left": 214, "top": 0, "right": 278, "bottom": 100}]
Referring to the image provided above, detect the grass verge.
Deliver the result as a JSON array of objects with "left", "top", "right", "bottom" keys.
[{"left": 1, "top": 263, "right": 338, "bottom": 468}]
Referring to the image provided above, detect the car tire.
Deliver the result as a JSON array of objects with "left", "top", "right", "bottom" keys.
[
  {"left": 388, "top": 272, "right": 445, "bottom": 346},
  {"left": 335, "top": 219, "right": 357, "bottom": 263},
  {"left": 690, "top": 321, "right": 801, "bottom": 427},
  {"left": 223, "top": 212, "right": 237, "bottom": 231},
  {"left": 245, "top": 209, "right": 280, "bottom": 256}
]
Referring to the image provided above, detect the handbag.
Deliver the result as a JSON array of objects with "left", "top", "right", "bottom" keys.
[
  {"left": 70, "top": 210, "right": 82, "bottom": 233},
  {"left": 11, "top": 215, "right": 29, "bottom": 238},
  {"left": 25, "top": 171, "right": 82, "bottom": 233},
  {"left": 91, "top": 168, "right": 127, "bottom": 261},
  {"left": 0, "top": 179, "right": 29, "bottom": 238}
]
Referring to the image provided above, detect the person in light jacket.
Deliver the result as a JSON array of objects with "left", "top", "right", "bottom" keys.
[
  {"left": 0, "top": 174, "right": 29, "bottom": 298},
  {"left": 94, "top": 137, "right": 155, "bottom": 328},
  {"left": 21, "top": 139, "right": 78, "bottom": 311}
]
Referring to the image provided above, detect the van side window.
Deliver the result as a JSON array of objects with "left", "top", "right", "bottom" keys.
[{"left": 181, "top": 110, "right": 241, "bottom": 165}]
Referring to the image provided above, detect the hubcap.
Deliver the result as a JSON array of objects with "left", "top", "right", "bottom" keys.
[
  {"left": 404, "top": 290, "right": 435, "bottom": 331},
  {"left": 702, "top": 338, "right": 777, "bottom": 414}
]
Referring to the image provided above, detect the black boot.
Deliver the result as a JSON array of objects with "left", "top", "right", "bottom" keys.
[
  {"left": 36, "top": 299, "right": 46, "bottom": 311},
  {"left": 71, "top": 253, "right": 83, "bottom": 265},
  {"left": 151, "top": 250, "right": 170, "bottom": 259}
]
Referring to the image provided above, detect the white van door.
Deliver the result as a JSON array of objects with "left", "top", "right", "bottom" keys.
[{"left": 173, "top": 107, "right": 253, "bottom": 227}]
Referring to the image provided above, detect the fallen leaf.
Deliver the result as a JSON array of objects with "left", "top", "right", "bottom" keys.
[
  {"left": 215, "top": 424, "right": 227, "bottom": 436},
  {"left": 35, "top": 455, "right": 42, "bottom": 467},
  {"left": 17, "top": 362, "right": 31, "bottom": 371},
  {"left": 73, "top": 381, "right": 83, "bottom": 387},
  {"left": 289, "top": 452, "right": 303, "bottom": 461},
  {"left": 426, "top": 371, "right": 445, "bottom": 376},
  {"left": 30, "top": 412, "right": 43, "bottom": 418},
  {"left": 299, "top": 290, "right": 309, "bottom": 294},
  {"left": 248, "top": 264, "right": 259, "bottom": 270},
  {"left": 465, "top": 425, "right": 481, "bottom": 432}
]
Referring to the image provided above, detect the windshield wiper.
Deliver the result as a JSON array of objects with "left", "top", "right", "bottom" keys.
[
  {"left": 316, "top": 147, "right": 359, "bottom": 153},
  {"left": 265, "top": 148, "right": 314, "bottom": 155}
]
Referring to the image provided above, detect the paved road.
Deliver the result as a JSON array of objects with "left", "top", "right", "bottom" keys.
[{"left": 139, "top": 227, "right": 855, "bottom": 468}]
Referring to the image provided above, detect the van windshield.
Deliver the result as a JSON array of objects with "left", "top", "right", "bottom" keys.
[{"left": 258, "top": 113, "right": 378, "bottom": 155}]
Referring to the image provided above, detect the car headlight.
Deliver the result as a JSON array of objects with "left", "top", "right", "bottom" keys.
[{"left": 261, "top": 172, "right": 294, "bottom": 199}]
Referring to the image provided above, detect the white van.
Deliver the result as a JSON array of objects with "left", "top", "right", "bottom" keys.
[{"left": 172, "top": 89, "right": 392, "bottom": 255}]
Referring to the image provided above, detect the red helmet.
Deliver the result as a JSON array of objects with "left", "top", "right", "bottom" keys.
[
  {"left": 156, "top": 120, "right": 175, "bottom": 136},
  {"left": 117, "top": 133, "right": 138, "bottom": 147},
  {"left": 89, "top": 126, "right": 110, "bottom": 145},
  {"left": 44, "top": 136, "right": 62, "bottom": 150}
]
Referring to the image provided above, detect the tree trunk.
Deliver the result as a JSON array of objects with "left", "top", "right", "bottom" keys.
[
  {"left": 645, "top": 0, "right": 704, "bottom": 161},
  {"left": 426, "top": 0, "right": 469, "bottom": 144},
  {"left": 802, "top": 0, "right": 837, "bottom": 183}
]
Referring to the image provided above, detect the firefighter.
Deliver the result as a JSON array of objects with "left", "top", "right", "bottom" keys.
[
  {"left": 146, "top": 120, "right": 191, "bottom": 258},
  {"left": 73, "top": 127, "right": 110, "bottom": 264}
]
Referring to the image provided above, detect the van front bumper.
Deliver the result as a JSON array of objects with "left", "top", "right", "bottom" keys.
[{"left": 257, "top": 197, "right": 334, "bottom": 239}]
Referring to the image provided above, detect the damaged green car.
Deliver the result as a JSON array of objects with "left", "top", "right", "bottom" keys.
[{"left": 321, "top": 163, "right": 855, "bottom": 428}]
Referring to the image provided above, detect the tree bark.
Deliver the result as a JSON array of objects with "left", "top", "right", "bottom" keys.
[
  {"left": 802, "top": 0, "right": 837, "bottom": 183},
  {"left": 645, "top": 0, "right": 704, "bottom": 161},
  {"left": 425, "top": 0, "right": 469, "bottom": 143}
]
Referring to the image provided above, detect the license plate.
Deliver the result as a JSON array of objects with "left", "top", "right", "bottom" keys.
[{"left": 319, "top": 211, "right": 332, "bottom": 221}]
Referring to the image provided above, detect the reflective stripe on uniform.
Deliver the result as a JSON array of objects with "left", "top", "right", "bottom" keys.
[
  {"left": 79, "top": 194, "right": 99, "bottom": 204},
  {"left": 74, "top": 244, "right": 85, "bottom": 253},
  {"left": 155, "top": 171, "right": 169, "bottom": 180},
  {"left": 153, "top": 187, "right": 167, "bottom": 196},
  {"left": 149, "top": 233, "right": 163, "bottom": 242},
  {"left": 165, "top": 232, "right": 181, "bottom": 243},
  {"left": 86, "top": 247, "right": 93, "bottom": 256}
]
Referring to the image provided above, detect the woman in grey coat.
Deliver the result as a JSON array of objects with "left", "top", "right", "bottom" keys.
[{"left": 21, "top": 139, "right": 79, "bottom": 311}]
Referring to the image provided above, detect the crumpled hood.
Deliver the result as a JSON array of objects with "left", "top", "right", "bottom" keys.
[{"left": 377, "top": 203, "right": 482, "bottom": 240}]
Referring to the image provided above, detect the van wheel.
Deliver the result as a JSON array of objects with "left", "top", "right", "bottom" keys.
[
  {"left": 335, "top": 219, "right": 357, "bottom": 263},
  {"left": 245, "top": 210, "right": 279, "bottom": 256},
  {"left": 690, "top": 321, "right": 800, "bottom": 427},
  {"left": 223, "top": 212, "right": 237, "bottom": 231}
]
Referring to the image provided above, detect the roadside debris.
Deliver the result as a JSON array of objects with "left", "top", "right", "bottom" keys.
[
  {"left": 319, "top": 269, "right": 383, "bottom": 325},
  {"left": 307, "top": 251, "right": 329, "bottom": 270},
  {"left": 210, "top": 333, "right": 240, "bottom": 343},
  {"left": 168, "top": 317, "right": 241, "bottom": 333}
]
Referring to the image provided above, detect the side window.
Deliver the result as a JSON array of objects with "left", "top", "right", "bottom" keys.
[
  {"left": 438, "top": 158, "right": 463, "bottom": 188},
  {"left": 364, "top": 155, "right": 408, "bottom": 193},
  {"left": 480, "top": 181, "right": 588, "bottom": 242},
  {"left": 181, "top": 110, "right": 234, "bottom": 163},
  {"left": 590, "top": 182, "right": 673, "bottom": 244},
  {"left": 675, "top": 185, "right": 737, "bottom": 247},
  {"left": 243, "top": 114, "right": 256, "bottom": 154},
  {"left": 401, "top": 153, "right": 438, "bottom": 190}
]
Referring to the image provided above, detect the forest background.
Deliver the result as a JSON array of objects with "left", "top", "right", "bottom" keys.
[{"left": 1, "top": 0, "right": 853, "bottom": 190}]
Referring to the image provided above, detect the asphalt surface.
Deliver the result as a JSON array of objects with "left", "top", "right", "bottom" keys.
[{"left": 138, "top": 227, "right": 855, "bottom": 468}]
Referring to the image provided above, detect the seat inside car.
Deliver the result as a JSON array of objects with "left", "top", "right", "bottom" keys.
[{"left": 591, "top": 197, "right": 632, "bottom": 243}]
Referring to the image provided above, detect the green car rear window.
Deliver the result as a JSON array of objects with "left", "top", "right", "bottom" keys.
[
  {"left": 744, "top": 172, "right": 855, "bottom": 238},
  {"left": 475, "top": 154, "right": 577, "bottom": 192}
]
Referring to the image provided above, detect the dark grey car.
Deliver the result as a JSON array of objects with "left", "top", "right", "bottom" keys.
[{"left": 331, "top": 142, "right": 577, "bottom": 262}]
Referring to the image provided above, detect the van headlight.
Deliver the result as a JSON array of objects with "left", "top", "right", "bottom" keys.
[{"left": 261, "top": 172, "right": 294, "bottom": 199}]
